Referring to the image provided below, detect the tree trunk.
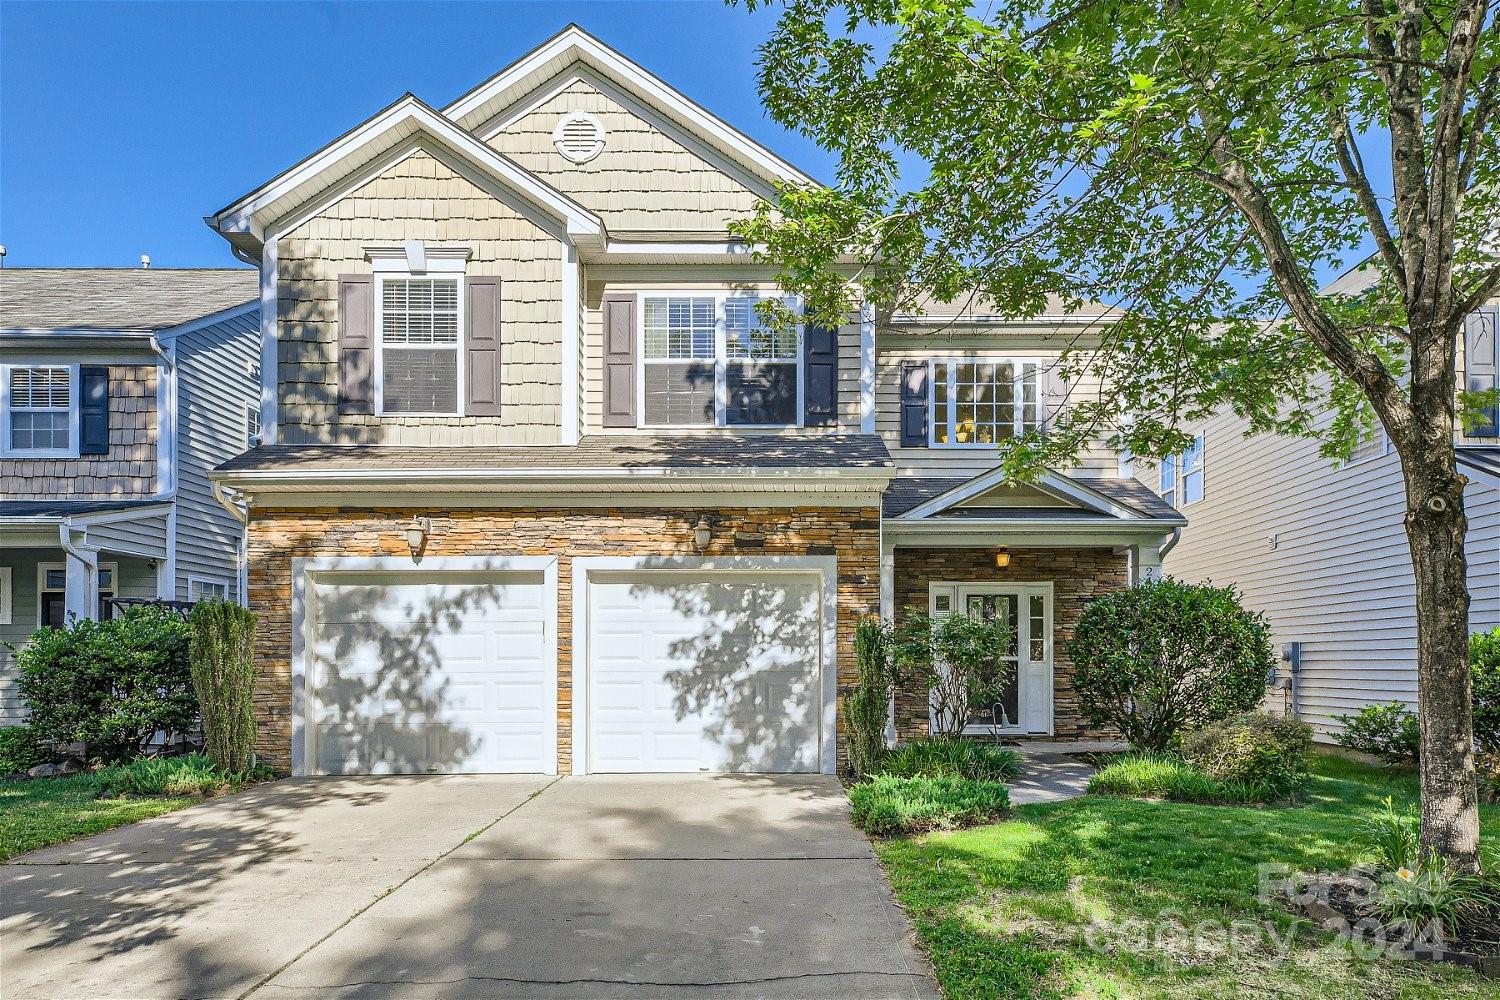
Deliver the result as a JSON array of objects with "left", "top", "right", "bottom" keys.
[{"left": 1400, "top": 434, "right": 1480, "bottom": 873}]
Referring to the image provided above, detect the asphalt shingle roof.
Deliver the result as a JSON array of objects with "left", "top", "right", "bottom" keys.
[
  {"left": 0, "top": 499, "right": 166, "bottom": 517},
  {"left": 0, "top": 268, "right": 258, "bottom": 331},
  {"left": 216, "top": 435, "right": 894, "bottom": 474},
  {"left": 882, "top": 473, "right": 1181, "bottom": 520}
]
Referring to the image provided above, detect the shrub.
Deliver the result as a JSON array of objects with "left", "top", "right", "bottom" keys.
[
  {"left": 1068, "top": 578, "right": 1274, "bottom": 751},
  {"left": 1471, "top": 627, "right": 1500, "bottom": 754},
  {"left": 1087, "top": 751, "right": 1273, "bottom": 804},
  {"left": 1181, "top": 712, "right": 1313, "bottom": 799},
  {"left": 879, "top": 739, "right": 1021, "bottom": 782},
  {"left": 0, "top": 725, "right": 48, "bottom": 774},
  {"left": 892, "top": 610, "right": 1014, "bottom": 739},
  {"left": 94, "top": 753, "right": 271, "bottom": 797},
  {"left": 12, "top": 607, "right": 196, "bottom": 763},
  {"left": 189, "top": 599, "right": 259, "bottom": 773},
  {"left": 1332, "top": 702, "right": 1420, "bottom": 765},
  {"left": 843, "top": 618, "right": 892, "bottom": 780},
  {"left": 1360, "top": 796, "right": 1421, "bottom": 871},
  {"left": 848, "top": 775, "right": 1009, "bottom": 835}
]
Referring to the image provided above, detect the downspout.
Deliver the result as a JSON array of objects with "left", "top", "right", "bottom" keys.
[
  {"left": 57, "top": 519, "right": 100, "bottom": 622},
  {"left": 1157, "top": 526, "right": 1182, "bottom": 561}
]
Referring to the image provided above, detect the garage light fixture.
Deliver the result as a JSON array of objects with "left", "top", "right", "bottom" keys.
[
  {"left": 693, "top": 516, "right": 712, "bottom": 550},
  {"left": 405, "top": 515, "right": 431, "bottom": 556},
  {"left": 994, "top": 548, "right": 1011, "bottom": 569}
]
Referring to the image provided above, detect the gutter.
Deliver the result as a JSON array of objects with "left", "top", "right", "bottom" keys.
[
  {"left": 210, "top": 479, "right": 250, "bottom": 525},
  {"left": 885, "top": 515, "right": 1188, "bottom": 532},
  {"left": 1158, "top": 526, "right": 1183, "bottom": 560}
]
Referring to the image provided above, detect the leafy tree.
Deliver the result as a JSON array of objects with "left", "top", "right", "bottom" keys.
[
  {"left": 736, "top": 0, "right": 1497, "bottom": 870},
  {"left": 892, "top": 610, "right": 1015, "bottom": 738},
  {"left": 1069, "top": 578, "right": 1274, "bottom": 749}
]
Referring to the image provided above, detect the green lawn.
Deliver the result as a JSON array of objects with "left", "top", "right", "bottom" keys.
[
  {"left": 2, "top": 772, "right": 203, "bottom": 862},
  {"left": 877, "top": 754, "right": 1500, "bottom": 999}
]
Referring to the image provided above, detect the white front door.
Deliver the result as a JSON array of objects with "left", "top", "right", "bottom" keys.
[
  {"left": 929, "top": 582, "right": 1054, "bottom": 735},
  {"left": 586, "top": 572, "right": 823, "bottom": 773},
  {"left": 307, "top": 570, "right": 553, "bottom": 774}
]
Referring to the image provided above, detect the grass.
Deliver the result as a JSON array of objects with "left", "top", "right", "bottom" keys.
[
  {"left": 876, "top": 753, "right": 1500, "bottom": 999},
  {"left": 878, "top": 739, "right": 1023, "bottom": 782},
  {"left": 1089, "top": 750, "right": 1283, "bottom": 805},
  {"left": 850, "top": 775, "right": 1011, "bottom": 835},
  {"left": 0, "top": 755, "right": 270, "bottom": 861}
]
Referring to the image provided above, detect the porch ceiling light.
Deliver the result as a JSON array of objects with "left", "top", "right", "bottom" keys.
[
  {"left": 405, "top": 515, "right": 431, "bottom": 556},
  {"left": 994, "top": 548, "right": 1011, "bottom": 569},
  {"left": 693, "top": 516, "right": 712, "bottom": 550}
]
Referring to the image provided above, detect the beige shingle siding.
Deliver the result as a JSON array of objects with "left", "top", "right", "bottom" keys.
[
  {"left": 275, "top": 149, "right": 564, "bottom": 445},
  {"left": 487, "top": 78, "right": 768, "bottom": 232},
  {"left": 0, "top": 365, "right": 157, "bottom": 498}
]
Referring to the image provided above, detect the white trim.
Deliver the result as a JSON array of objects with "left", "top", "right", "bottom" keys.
[
  {"left": 570, "top": 555, "right": 839, "bottom": 775},
  {"left": 187, "top": 574, "right": 231, "bottom": 602},
  {"left": 926, "top": 357, "right": 1044, "bottom": 449},
  {"left": 151, "top": 299, "right": 260, "bottom": 344},
  {"left": 929, "top": 581, "right": 1055, "bottom": 737},
  {"left": 160, "top": 505, "right": 177, "bottom": 600},
  {"left": 365, "top": 243, "right": 472, "bottom": 273},
  {"left": 634, "top": 290, "right": 803, "bottom": 430},
  {"left": 0, "top": 566, "right": 12, "bottom": 625},
  {"left": 38, "top": 560, "right": 115, "bottom": 627},
  {"left": 155, "top": 340, "right": 177, "bottom": 494},
  {"left": 373, "top": 271, "right": 466, "bottom": 418},
  {"left": 446, "top": 26, "right": 817, "bottom": 189},
  {"left": 898, "top": 467, "right": 1153, "bottom": 522},
  {"left": 259, "top": 237, "right": 279, "bottom": 445},
  {"left": 289, "top": 555, "right": 560, "bottom": 777},
  {"left": 860, "top": 301, "right": 876, "bottom": 434},
  {"left": 560, "top": 243, "right": 580, "bottom": 445},
  {"left": 0, "top": 363, "right": 81, "bottom": 459}
]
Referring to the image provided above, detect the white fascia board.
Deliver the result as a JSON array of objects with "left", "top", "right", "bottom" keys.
[
  {"left": 211, "top": 465, "right": 894, "bottom": 489},
  {"left": 886, "top": 313, "right": 1121, "bottom": 326},
  {"left": 444, "top": 25, "right": 818, "bottom": 189},
  {"left": 886, "top": 515, "right": 1185, "bottom": 533},
  {"left": 209, "top": 96, "right": 603, "bottom": 244},
  {"left": 151, "top": 299, "right": 260, "bottom": 343},
  {"left": 901, "top": 468, "right": 1139, "bottom": 521},
  {"left": 68, "top": 502, "right": 175, "bottom": 528},
  {"left": 0, "top": 327, "right": 157, "bottom": 339}
]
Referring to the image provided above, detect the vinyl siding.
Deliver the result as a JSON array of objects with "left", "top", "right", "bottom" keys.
[
  {"left": 88, "top": 512, "right": 170, "bottom": 560},
  {"left": 275, "top": 148, "right": 564, "bottom": 445},
  {"left": 1, "top": 364, "right": 157, "bottom": 497},
  {"left": 173, "top": 309, "right": 259, "bottom": 601},
  {"left": 1160, "top": 405, "right": 1500, "bottom": 736},
  {"left": 486, "top": 76, "right": 768, "bottom": 233}
]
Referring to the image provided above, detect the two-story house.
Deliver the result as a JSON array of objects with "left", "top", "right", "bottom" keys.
[
  {"left": 1150, "top": 264, "right": 1500, "bottom": 739},
  {"left": 0, "top": 267, "right": 261, "bottom": 722},
  {"left": 204, "top": 25, "right": 1183, "bottom": 776}
]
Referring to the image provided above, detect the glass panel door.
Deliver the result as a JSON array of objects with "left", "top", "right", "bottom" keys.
[{"left": 963, "top": 592, "right": 1021, "bottom": 730}]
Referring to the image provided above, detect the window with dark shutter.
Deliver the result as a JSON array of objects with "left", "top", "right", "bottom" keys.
[
  {"left": 2, "top": 365, "right": 78, "bottom": 457},
  {"left": 801, "top": 322, "right": 838, "bottom": 426},
  {"left": 79, "top": 366, "right": 109, "bottom": 455},
  {"left": 602, "top": 294, "right": 638, "bottom": 427},
  {"left": 899, "top": 361, "right": 928, "bottom": 447},
  {"left": 465, "top": 276, "right": 501, "bottom": 416}
]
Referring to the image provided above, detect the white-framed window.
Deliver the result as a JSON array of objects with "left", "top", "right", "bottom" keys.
[
  {"left": 929, "top": 582, "right": 1054, "bottom": 735},
  {"left": 188, "top": 576, "right": 230, "bottom": 602},
  {"left": 1, "top": 364, "right": 79, "bottom": 458},
  {"left": 1158, "top": 433, "right": 1205, "bottom": 506},
  {"left": 638, "top": 292, "right": 801, "bottom": 427},
  {"left": 1346, "top": 426, "right": 1391, "bottom": 465},
  {"left": 246, "top": 402, "right": 261, "bottom": 448},
  {"left": 37, "top": 561, "right": 116, "bottom": 628},
  {"left": 0, "top": 566, "right": 12, "bottom": 625},
  {"left": 375, "top": 274, "right": 464, "bottom": 416},
  {"left": 928, "top": 359, "right": 1043, "bottom": 447}
]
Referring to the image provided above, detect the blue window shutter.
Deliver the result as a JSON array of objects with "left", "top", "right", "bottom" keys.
[
  {"left": 1466, "top": 307, "right": 1498, "bottom": 437},
  {"left": 79, "top": 366, "right": 109, "bottom": 455},
  {"left": 899, "top": 361, "right": 928, "bottom": 446},
  {"left": 801, "top": 322, "right": 838, "bottom": 426}
]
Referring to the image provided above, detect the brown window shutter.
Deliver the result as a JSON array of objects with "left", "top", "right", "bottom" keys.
[
  {"left": 602, "top": 293, "right": 637, "bottom": 427},
  {"left": 337, "top": 274, "right": 374, "bottom": 415},
  {"left": 466, "top": 276, "right": 502, "bottom": 416}
]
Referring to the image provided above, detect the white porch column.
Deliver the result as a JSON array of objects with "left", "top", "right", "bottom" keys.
[
  {"left": 1132, "top": 542, "right": 1164, "bottom": 584},
  {"left": 61, "top": 542, "right": 99, "bottom": 623}
]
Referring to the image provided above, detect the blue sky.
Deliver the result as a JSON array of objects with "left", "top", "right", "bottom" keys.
[{"left": 0, "top": 1, "right": 832, "bottom": 268}]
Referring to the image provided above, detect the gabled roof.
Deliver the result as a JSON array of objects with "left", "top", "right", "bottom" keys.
[
  {"left": 443, "top": 24, "right": 817, "bottom": 191},
  {"left": 885, "top": 468, "right": 1183, "bottom": 524},
  {"left": 0, "top": 268, "right": 257, "bottom": 332},
  {"left": 206, "top": 94, "right": 603, "bottom": 256}
]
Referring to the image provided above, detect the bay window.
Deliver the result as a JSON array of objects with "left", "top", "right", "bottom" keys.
[
  {"left": 377, "top": 276, "right": 462, "bottom": 415},
  {"left": 929, "top": 359, "right": 1042, "bottom": 446}
]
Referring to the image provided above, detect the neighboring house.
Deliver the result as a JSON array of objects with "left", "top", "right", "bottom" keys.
[
  {"left": 1147, "top": 267, "right": 1500, "bottom": 738},
  {"left": 0, "top": 268, "right": 260, "bottom": 722},
  {"left": 203, "top": 25, "right": 1182, "bottom": 777}
]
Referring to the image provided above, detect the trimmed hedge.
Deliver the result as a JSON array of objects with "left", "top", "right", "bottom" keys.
[{"left": 849, "top": 775, "right": 1010, "bottom": 835}]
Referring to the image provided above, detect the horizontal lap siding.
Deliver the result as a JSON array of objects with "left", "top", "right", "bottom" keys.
[
  {"left": 487, "top": 78, "right": 768, "bottom": 233},
  {"left": 88, "top": 513, "right": 169, "bottom": 560},
  {"left": 0, "top": 365, "right": 157, "bottom": 498},
  {"left": 0, "top": 549, "right": 49, "bottom": 724},
  {"left": 1161, "top": 404, "right": 1500, "bottom": 736},
  {"left": 175, "top": 311, "right": 259, "bottom": 600},
  {"left": 276, "top": 150, "right": 563, "bottom": 445},
  {"left": 246, "top": 507, "right": 880, "bottom": 774}
]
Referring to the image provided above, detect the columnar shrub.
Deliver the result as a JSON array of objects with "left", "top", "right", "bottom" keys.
[
  {"left": 12, "top": 606, "right": 196, "bottom": 763},
  {"left": 1068, "top": 578, "right": 1274, "bottom": 750},
  {"left": 844, "top": 618, "right": 892, "bottom": 780},
  {"left": 189, "top": 599, "right": 259, "bottom": 773},
  {"left": 1181, "top": 712, "right": 1313, "bottom": 798}
]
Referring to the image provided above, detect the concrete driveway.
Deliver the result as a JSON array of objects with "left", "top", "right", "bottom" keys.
[{"left": 1, "top": 774, "right": 939, "bottom": 999}]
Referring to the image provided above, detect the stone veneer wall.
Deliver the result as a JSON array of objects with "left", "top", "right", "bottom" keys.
[
  {"left": 892, "top": 547, "right": 1129, "bottom": 740},
  {"left": 247, "top": 507, "right": 881, "bottom": 773}
]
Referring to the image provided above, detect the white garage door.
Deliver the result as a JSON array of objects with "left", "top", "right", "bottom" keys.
[
  {"left": 587, "top": 573, "right": 823, "bottom": 773},
  {"left": 307, "top": 571, "right": 552, "bottom": 774}
]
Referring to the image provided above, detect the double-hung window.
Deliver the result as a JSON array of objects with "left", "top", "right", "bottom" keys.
[
  {"left": 377, "top": 276, "right": 462, "bottom": 415},
  {"left": 929, "top": 359, "right": 1042, "bottom": 446},
  {"left": 1, "top": 365, "right": 77, "bottom": 457},
  {"left": 1158, "top": 433, "right": 1205, "bottom": 506},
  {"left": 639, "top": 293, "right": 800, "bottom": 427}
]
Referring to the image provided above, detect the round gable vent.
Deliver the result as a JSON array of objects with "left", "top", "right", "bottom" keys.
[{"left": 553, "top": 112, "right": 606, "bottom": 163}]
